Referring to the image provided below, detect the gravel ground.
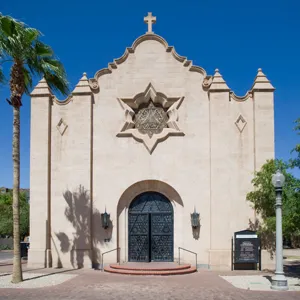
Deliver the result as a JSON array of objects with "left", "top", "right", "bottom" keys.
[
  {"left": 221, "top": 275, "right": 300, "bottom": 291},
  {"left": 0, "top": 272, "right": 76, "bottom": 289}
]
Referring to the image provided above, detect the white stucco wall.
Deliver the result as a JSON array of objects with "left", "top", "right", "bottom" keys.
[{"left": 28, "top": 34, "right": 274, "bottom": 270}]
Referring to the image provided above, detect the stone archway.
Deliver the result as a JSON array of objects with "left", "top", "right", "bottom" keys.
[{"left": 117, "top": 180, "right": 184, "bottom": 263}]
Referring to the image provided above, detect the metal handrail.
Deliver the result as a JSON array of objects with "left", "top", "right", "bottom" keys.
[
  {"left": 178, "top": 247, "right": 197, "bottom": 270},
  {"left": 101, "top": 247, "right": 120, "bottom": 271}
]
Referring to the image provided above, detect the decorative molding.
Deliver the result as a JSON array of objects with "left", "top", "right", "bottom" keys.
[
  {"left": 31, "top": 39, "right": 269, "bottom": 105},
  {"left": 56, "top": 118, "right": 68, "bottom": 136},
  {"left": 235, "top": 114, "right": 247, "bottom": 133},
  {"left": 91, "top": 34, "right": 208, "bottom": 91},
  {"left": 117, "top": 83, "right": 185, "bottom": 153},
  {"left": 88, "top": 78, "right": 100, "bottom": 91},
  {"left": 202, "top": 75, "right": 213, "bottom": 90}
]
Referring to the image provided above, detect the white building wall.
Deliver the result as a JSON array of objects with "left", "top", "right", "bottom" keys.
[{"left": 28, "top": 34, "right": 275, "bottom": 270}]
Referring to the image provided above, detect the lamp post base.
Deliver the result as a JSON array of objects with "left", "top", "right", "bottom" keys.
[{"left": 271, "top": 274, "right": 289, "bottom": 291}]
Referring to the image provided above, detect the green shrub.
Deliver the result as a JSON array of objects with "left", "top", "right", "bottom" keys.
[{"left": 0, "top": 244, "right": 12, "bottom": 250}]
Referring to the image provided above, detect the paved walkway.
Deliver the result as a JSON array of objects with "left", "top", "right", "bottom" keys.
[
  {"left": 0, "top": 263, "right": 299, "bottom": 300},
  {"left": 0, "top": 251, "right": 13, "bottom": 262}
]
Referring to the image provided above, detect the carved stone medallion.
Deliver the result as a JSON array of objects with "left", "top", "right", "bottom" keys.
[
  {"left": 117, "top": 83, "right": 185, "bottom": 153},
  {"left": 135, "top": 102, "right": 168, "bottom": 138}
]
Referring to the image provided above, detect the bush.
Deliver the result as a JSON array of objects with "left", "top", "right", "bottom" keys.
[{"left": 0, "top": 244, "right": 12, "bottom": 250}]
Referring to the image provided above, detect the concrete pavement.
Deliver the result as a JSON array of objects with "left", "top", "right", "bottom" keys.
[{"left": 0, "top": 251, "right": 13, "bottom": 262}]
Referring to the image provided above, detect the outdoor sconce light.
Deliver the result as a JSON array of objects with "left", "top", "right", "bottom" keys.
[
  {"left": 190, "top": 208, "right": 200, "bottom": 228},
  {"left": 101, "top": 210, "right": 110, "bottom": 229}
]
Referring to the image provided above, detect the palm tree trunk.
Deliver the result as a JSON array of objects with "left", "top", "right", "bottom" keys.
[{"left": 11, "top": 105, "right": 23, "bottom": 283}]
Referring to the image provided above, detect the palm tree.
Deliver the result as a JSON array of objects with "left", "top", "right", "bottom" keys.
[{"left": 0, "top": 15, "right": 69, "bottom": 283}]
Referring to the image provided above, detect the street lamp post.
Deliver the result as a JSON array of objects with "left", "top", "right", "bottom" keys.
[{"left": 271, "top": 170, "right": 288, "bottom": 291}]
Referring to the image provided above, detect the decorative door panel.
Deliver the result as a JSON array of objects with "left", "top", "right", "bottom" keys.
[
  {"left": 151, "top": 213, "right": 173, "bottom": 261},
  {"left": 128, "top": 213, "right": 149, "bottom": 262}
]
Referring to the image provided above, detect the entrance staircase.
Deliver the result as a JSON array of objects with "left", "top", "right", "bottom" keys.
[{"left": 104, "top": 262, "right": 197, "bottom": 276}]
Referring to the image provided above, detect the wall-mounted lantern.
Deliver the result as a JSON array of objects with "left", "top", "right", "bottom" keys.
[
  {"left": 101, "top": 209, "right": 110, "bottom": 229},
  {"left": 190, "top": 208, "right": 200, "bottom": 228}
]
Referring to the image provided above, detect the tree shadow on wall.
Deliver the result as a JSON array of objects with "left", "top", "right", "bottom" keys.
[{"left": 55, "top": 185, "right": 113, "bottom": 269}]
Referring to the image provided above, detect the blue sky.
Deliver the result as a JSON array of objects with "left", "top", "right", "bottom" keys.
[{"left": 0, "top": 0, "right": 299, "bottom": 188}]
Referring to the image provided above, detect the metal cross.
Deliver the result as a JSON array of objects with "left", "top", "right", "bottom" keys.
[{"left": 144, "top": 12, "right": 156, "bottom": 34}]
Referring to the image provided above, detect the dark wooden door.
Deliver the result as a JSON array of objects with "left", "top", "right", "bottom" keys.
[
  {"left": 151, "top": 213, "right": 173, "bottom": 261},
  {"left": 128, "top": 213, "right": 149, "bottom": 262},
  {"left": 128, "top": 192, "right": 173, "bottom": 262}
]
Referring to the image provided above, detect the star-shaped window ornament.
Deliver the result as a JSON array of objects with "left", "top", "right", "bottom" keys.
[{"left": 117, "top": 83, "right": 185, "bottom": 153}]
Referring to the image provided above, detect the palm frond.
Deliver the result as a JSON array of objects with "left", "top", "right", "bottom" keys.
[
  {"left": 0, "top": 16, "right": 24, "bottom": 58},
  {"left": 44, "top": 72, "right": 69, "bottom": 95},
  {"left": 27, "top": 54, "right": 69, "bottom": 96},
  {"left": 0, "top": 14, "right": 69, "bottom": 96},
  {"left": 34, "top": 41, "right": 53, "bottom": 57},
  {"left": 0, "top": 15, "right": 16, "bottom": 36},
  {"left": 24, "top": 27, "right": 41, "bottom": 43}
]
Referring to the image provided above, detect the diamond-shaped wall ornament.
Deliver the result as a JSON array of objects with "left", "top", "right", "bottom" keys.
[
  {"left": 235, "top": 115, "right": 247, "bottom": 133},
  {"left": 57, "top": 118, "right": 68, "bottom": 136}
]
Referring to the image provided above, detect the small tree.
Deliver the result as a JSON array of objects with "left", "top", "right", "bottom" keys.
[
  {"left": 247, "top": 159, "right": 300, "bottom": 248},
  {"left": 0, "top": 191, "right": 29, "bottom": 239},
  {"left": 0, "top": 14, "right": 69, "bottom": 283}
]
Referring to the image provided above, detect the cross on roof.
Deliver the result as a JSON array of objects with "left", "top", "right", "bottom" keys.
[{"left": 144, "top": 12, "right": 156, "bottom": 34}]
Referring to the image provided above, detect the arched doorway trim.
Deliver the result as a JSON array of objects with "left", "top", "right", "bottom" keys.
[{"left": 116, "top": 180, "right": 183, "bottom": 263}]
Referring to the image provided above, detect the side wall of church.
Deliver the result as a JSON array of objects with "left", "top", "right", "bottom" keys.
[
  {"left": 28, "top": 95, "right": 52, "bottom": 267},
  {"left": 50, "top": 95, "right": 93, "bottom": 268},
  {"left": 254, "top": 91, "right": 275, "bottom": 170},
  {"left": 209, "top": 92, "right": 258, "bottom": 269}
]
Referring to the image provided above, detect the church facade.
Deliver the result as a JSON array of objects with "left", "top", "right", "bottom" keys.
[{"left": 28, "top": 13, "right": 275, "bottom": 270}]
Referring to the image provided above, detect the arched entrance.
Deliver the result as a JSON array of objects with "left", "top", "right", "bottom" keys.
[{"left": 128, "top": 191, "right": 174, "bottom": 262}]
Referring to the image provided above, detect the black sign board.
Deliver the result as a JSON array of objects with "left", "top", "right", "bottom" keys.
[{"left": 234, "top": 230, "right": 260, "bottom": 264}]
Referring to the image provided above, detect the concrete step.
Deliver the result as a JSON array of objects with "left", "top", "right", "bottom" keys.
[
  {"left": 109, "top": 263, "right": 191, "bottom": 271},
  {"left": 104, "top": 263, "right": 197, "bottom": 276}
]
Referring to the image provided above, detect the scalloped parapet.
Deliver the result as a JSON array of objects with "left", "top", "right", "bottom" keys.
[
  {"left": 30, "top": 77, "right": 52, "bottom": 97},
  {"left": 52, "top": 95, "right": 73, "bottom": 106},
  {"left": 230, "top": 91, "right": 252, "bottom": 102},
  {"left": 251, "top": 68, "right": 275, "bottom": 91},
  {"left": 89, "top": 34, "right": 208, "bottom": 91},
  {"left": 52, "top": 72, "right": 92, "bottom": 105},
  {"left": 209, "top": 68, "right": 274, "bottom": 102}
]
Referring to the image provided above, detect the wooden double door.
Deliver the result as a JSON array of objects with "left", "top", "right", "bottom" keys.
[{"left": 128, "top": 192, "right": 174, "bottom": 262}]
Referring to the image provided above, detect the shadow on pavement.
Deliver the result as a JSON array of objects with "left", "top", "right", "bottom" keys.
[{"left": 22, "top": 269, "right": 78, "bottom": 282}]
